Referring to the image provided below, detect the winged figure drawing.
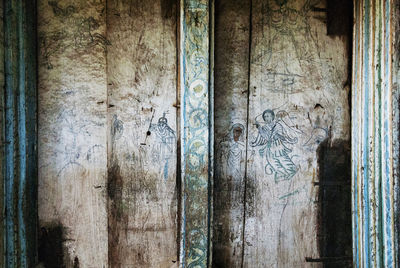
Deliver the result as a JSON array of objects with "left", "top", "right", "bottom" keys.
[{"left": 251, "top": 109, "right": 301, "bottom": 182}]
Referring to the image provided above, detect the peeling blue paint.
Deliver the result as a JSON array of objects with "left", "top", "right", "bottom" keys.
[
  {"left": 352, "top": 1, "right": 398, "bottom": 267},
  {"left": 3, "top": 0, "right": 37, "bottom": 267},
  {"left": 179, "top": 0, "right": 213, "bottom": 267}
]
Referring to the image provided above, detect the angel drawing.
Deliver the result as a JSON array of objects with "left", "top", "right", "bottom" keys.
[{"left": 251, "top": 109, "right": 302, "bottom": 182}]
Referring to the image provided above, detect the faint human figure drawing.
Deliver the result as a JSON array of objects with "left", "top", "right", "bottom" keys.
[
  {"left": 251, "top": 109, "right": 301, "bottom": 182},
  {"left": 150, "top": 112, "right": 176, "bottom": 180},
  {"left": 303, "top": 126, "right": 328, "bottom": 151},
  {"left": 259, "top": 0, "right": 321, "bottom": 93},
  {"left": 74, "top": 16, "right": 111, "bottom": 49},
  {"left": 111, "top": 115, "right": 124, "bottom": 141},
  {"left": 218, "top": 123, "right": 246, "bottom": 179}
]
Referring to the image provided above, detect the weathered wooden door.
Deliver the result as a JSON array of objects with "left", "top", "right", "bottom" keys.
[
  {"left": 36, "top": 0, "right": 352, "bottom": 267},
  {"left": 213, "top": 0, "right": 352, "bottom": 267}
]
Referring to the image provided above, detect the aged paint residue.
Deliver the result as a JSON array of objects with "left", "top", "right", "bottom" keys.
[
  {"left": 352, "top": 0, "right": 398, "bottom": 266},
  {"left": 180, "top": 0, "right": 212, "bottom": 267},
  {"left": 4, "top": 0, "right": 38, "bottom": 266},
  {"left": 0, "top": 0, "right": 4, "bottom": 266}
]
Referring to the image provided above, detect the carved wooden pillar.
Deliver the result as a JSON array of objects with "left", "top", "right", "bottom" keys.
[
  {"left": 352, "top": 0, "right": 399, "bottom": 266},
  {"left": 3, "top": 0, "right": 37, "bottom": 267},
  {"left": 179, "top": 0, "right": 214, "bottom": 266}
]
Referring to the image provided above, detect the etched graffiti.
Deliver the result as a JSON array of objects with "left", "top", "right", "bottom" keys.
[
  {"left": 40, "top": 30, "right": 69, "bottom": 69},
  {"left": 48, "top": 1, "right": 76, "bottom": 18},
  {"left": 303, "top": 126, "right": 328, "bottom": 151},
  {"left": 39, "top": 1, "right": 110, "bottom": 69},
  {"left": 218, "top": 123, "right": 246, "bottom": 179},
  {"left": 149, "top": 112, "right": 176, "bottom": 180},
  {"left": 251, "top": 109, "right": 302, "bottom": 182},
  {"left": 111, "top": 115, "right": 124, "bottom": 141},
  {"left": 74, "top": 16, "right": 111, "bottom": 49},
  {"left": 255, "top": 0, "right": 322, "bottom": 93}
]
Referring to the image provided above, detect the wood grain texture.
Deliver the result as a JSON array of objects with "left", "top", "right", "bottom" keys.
[
  {"left": 38, "top": 1, "right": 108, "bottom": 267},
  {"left": 106, "top": 1, "right": 178, "bottom": 267},
  {"left": 243, "top": 0, "right": 350, "bottom": 266},
  {"left": 213, "top": 0, "right": 250, "bottom": 267}
]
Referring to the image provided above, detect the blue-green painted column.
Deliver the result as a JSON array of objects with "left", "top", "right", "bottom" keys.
[
  {"left": 4, "top": 0, "right": 38, "bottom": 267},
  {"left": 179, "top": 0, "right": 214, "bottom": 267},
  {"left": 352, "top": 0, "right": 398, "bottom": 267}
]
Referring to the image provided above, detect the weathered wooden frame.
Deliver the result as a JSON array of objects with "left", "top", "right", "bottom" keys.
[
  {"left": 352, "top": 0, "right": 399, "bottom": 267},
  {"left": 2, "top": 0, "right": 38, "bottom": 267}
]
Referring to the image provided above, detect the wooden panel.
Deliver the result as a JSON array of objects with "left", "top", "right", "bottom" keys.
[
  {"left": 243, "top": 0, "right": 350, "bottom": 266},
  {"left": 37, "top": 1, "right": 108, "bottom": 267},
  {"left": 213, "top": 0, "right": 250, "bottom": 267},
  {"left": 106, "top": 1, "right": 178, "bottom": 267},
  {"left": 179, "top": 0, "right": 213, "bottom": 266}
]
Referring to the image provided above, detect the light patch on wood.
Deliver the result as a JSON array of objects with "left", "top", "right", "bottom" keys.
[
  {"left": 106, "top": 0, "right": 178, "bottom": 267},
  {"left": 38, "top": 0, "right": 108, "bottom": 267},
  {"left": 243, "top": 0, "right": 350, "bottom": 266}
]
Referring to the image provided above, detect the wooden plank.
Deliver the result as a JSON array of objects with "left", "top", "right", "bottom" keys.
[
  {"left": 243, "top": 0, "right": 350, "bottom": 266},
  {"left": 106, "top": 1, "right": 178, "bottom": 267},
  {"left": 4, "top": 0, "right": 38, "bottom": 266},
  {"left": 179, "top": 0, "right": 213, "bottom": 266},
  {"left": 37, "top": 1, "right": 108, "bottom": 267},
  {"left": 212, "top": 0, "right": 250, "bottom": 266}
]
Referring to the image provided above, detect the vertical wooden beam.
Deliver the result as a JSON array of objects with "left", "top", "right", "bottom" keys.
[
  {"left": 179, "top": 0, "right": 213, "bottom": 266},
  {"left": 352, "top": 0, "right": 399, "bottom": 266},
  {"left": 4, "top": 0, "right": 37, "bottom": 267}
]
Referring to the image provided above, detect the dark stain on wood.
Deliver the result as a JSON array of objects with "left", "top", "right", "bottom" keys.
[
  {"left": 73, "top": 256, "right": 80, "bottom": 268},
  {"left": 107, "top": 160, "right": 128, "bottom": 267},
  {"left": 160, "top": 0, "right": 175, "bottom": 19},
  {"left": 213, "top": 175, "right": 233, "bottom": 268},
  {"left": 38, "top": 222, "right": 78, "bottom": 268},
  {"left": 327, "top": 0, "right": 352, "bottom": 36},
  {"left": 38, "top": 224, "right": 65, "bottom": 267},
  {"left": 316, "top": 139, "right": 352, "bottom": 267},
  {"left": 244, "top": 174, "right": 256, "bottom": 219}
]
